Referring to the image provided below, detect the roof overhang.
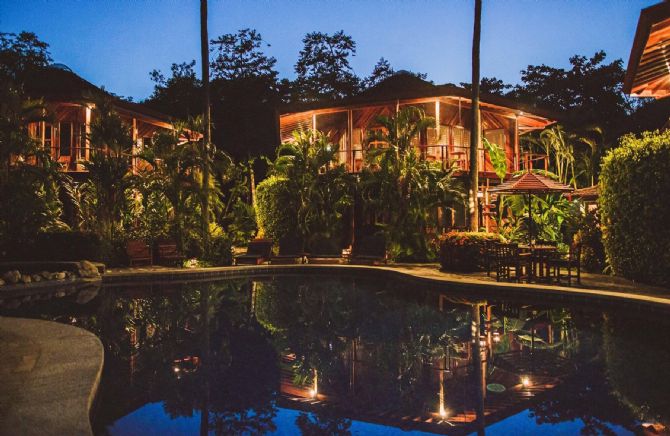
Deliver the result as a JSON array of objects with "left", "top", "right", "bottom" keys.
[{"left": 624, "top": 1, "right": 670, "bottom": 98}]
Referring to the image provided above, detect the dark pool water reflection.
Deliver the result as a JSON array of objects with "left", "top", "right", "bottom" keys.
[{"left": 3, "top": 275, "right": 670, "bottom": 435}]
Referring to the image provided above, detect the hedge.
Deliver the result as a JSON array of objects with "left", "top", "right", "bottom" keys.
[
  {"left": 599, "top": 130, "right": 670, "bottom": 286},
  {"left": 255, "top": 176, "right": 298, "bottom": 241},
  {"left": 439, "top": 231, "right": 502, "bottom": 272}
]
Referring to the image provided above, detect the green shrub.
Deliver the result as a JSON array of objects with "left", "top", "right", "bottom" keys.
[
  {"left": 255, "top": 175, "right": 298, "bottom": 241},
  {"left": 439, "top": 231, "right": 502, "bottom": 272},
  {"left": 599, "top": 130, "right": 670, "bottom": 286},
  {"left": 205, "top": 234, "right": 234, "bottom": 266},
  {"left": 573, "top": 209, "right": 606, "bottom": 273}
]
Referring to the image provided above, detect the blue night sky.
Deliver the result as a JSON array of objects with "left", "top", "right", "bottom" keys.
[{"left": 0, "top": 0, "right": 658, "bottom": 101}]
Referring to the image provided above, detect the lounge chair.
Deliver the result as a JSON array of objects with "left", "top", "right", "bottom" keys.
[
  {"left": 270, "top": 237, "right": 306, "bottom": 264},
  {"left": 234, "top": 239, "right": 274, "bottom": 265},
  {"left": 350, "top": 233, "right": 387, "bottom": 265},
  {"left": 126, "top": 240, "right": 152, "bottom": 267},
  {"left": 306, "top": 236, "right": 343, "bottom": 264},
  {"left": 155, "top": 239, "right": 185, "bottom": 266}
]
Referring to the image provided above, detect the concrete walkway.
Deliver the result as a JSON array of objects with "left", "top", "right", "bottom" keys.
[{"left": 0, "top": 317, "right": 103, "bottom": 436}]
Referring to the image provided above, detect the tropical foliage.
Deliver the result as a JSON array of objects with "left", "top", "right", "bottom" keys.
[
  {"left": 359, "top": 107, "right": 463, "bottom": 260},
  {"left": 599, "top": 130, "right": 670, "bottom": 286},
  {"left": 257, "top": 129, "right": 353, "bottom": 251}
]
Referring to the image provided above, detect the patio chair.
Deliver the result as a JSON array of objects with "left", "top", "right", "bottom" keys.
[
  {"left": 234, "top": 239, "right": 274, "bottom": 265},
  {"left": 126, "top": 240, "right": 152, "bottom": 267},
  {"left": 548, "top": 243, "right": 581, "bottom": 285},
  {"left": 495, "top": 243, "right": 531, "bottom": 283},
  {"left": 270, "top": 237, "right": 307, "bottom": 264},
  {"left": 306, "top": 236, "right": 344, "bottom": 264},
  {"left": 484, "top": 240, "right": 499, "bottom": 277},
  {"left": 154, "top": 239, "right": 185, "bottom": 266},
  {"left": 350, "top": 232, "right": 387, "bottom": 265}
]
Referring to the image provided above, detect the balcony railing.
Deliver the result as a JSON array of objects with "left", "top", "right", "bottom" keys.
[{"left": 334, "top": 144, "right": 500, "bottom": 174}]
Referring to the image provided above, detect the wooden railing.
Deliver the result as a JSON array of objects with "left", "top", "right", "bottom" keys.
[{"left": 334, "top": 144, "right": 498, "bottom": 174}]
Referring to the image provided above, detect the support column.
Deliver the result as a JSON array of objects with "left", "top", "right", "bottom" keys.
[
  {"left": 514, "top": 116, "right": 520, "bottom": 172},
  {"left": 84, "top": 106, "right": 91, "bottom": 162},
  {"left": 131, "top": 118, "right": 138, "bottom": 174},
  {"left": 347, "top": 109, "right": 353, "bottom": 171}
]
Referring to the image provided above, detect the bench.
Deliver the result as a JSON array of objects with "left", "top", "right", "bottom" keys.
[{"left": 126, "top": 240, "right": 152, "bottom": 267}]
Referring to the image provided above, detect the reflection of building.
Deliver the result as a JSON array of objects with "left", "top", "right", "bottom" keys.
[
  {"left": 277, "top": 296, "right": 574, "bottom": 435},
  {"left": 279, "top": 73, "right": 555, "bottom": 229},
  {"left": 22, "top": 65, "right": 175, "bottom": 176}
]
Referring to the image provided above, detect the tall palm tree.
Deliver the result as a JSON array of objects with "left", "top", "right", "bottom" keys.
[
  {"left": 469, "top": 0, "right": 482, "bottom": 232},
  {"left": 200, "top": 0, "right": 212, "bottom": 256}
]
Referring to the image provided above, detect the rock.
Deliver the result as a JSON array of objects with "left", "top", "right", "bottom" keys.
[
  {"left": 77, "top": 261, "right": 100, "bottom": 279},
  {"left": 55, "top": 291, "right": 66, "bottom": 297},
  {"left": 53, "top": 272, "right": 66, "bottom": 280},
  {"left": 0, "top": 279, "right": 5, "bottom": 286},
  {"left": 40, "top": 271, "right": 51, "bottom": 280},
  {"left": 31, "top": 274, "right": 42, "bottom": 282},
  {"left": 21, "top": 274, "right": 32, "bottom": 284},
  {"left": 3, "top": 270, "right": 21, "bottom": 284}
]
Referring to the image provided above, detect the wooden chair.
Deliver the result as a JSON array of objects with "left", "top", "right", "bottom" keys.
[
  {"left": 126, "top": 240, "right": 152, "bottom": 267},
  {"left": 549, "top": 244, "right": 581, "bottom": 285},
  {"left": 495, "top": 243, "right": 531, "bottom": 283},
  {"left": 484, "top": 240, "right": 498, "bottom": 277},
  {"left": 155, "top": 239, "right": 185, "bottom": 266},
  {"left": 270, "top": 237, "right": 307, "bottom": 264},
  {"left": 350, "top": 233, "right": 387, "bottom": 265},
  {"left": 235, "top": 239, "right": 274, "bottom": 265}
]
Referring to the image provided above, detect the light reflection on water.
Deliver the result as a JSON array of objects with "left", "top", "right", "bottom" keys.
[{"left": 2, "top": 275, "right": 669, "bottom": 435}]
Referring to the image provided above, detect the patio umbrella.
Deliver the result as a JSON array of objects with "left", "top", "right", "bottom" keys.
[{"left": 489, "top": 171, "right": 573, "bottom": 243}]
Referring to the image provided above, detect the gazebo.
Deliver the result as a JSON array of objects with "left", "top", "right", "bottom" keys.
[{"left": 489, "top": 172, "right": 573, "bottom": 243}]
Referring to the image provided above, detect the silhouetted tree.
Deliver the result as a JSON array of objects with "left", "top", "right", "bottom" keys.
[
  {"left": 293, "top": 31, "right": 360, "bottom": 102},
  {"left": 147, "top": 61, "right": 202, "bottom": 120},
  {"left": 362, "top": 57, "right": 394, "bottom": 89}
]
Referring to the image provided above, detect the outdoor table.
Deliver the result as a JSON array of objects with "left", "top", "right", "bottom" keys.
[{"left": 519, "top": 245, "right": 558, "bottom": 282}]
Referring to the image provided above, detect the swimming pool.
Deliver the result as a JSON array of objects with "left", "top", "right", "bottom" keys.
[{"left": 3, "top": 274, "right": 669, "bottom": 435}]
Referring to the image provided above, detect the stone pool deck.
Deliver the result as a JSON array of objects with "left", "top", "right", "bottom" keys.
[
  {"left": 104, "top": 263, "right": 670, "bottom": 310},
  {"left": 0, "top": 317, "right": 103, "bottom": 436}
]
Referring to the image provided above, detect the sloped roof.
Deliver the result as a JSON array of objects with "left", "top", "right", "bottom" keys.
[
  {"left": 22, "top": 66, "right": 172, "bottom": 125},
  {"left": 624, "top": 1, "right": 670, "bottom": 98},
  {"left": 280, "top": 72, "right": 558, "bottom": 122},
  {"left": 489, "top": 171, "right": 573, "bottom": 194}
]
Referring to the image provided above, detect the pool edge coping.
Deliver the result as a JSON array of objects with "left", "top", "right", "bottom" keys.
[{"left": 102, "top": 264, "right": 670, "bottom": 310}]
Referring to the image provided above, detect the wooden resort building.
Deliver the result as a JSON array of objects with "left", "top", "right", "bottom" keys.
[
  {"left": 23, "top": 64, "right": 174, "bottom": 177},
  {"left": 625, "top": 1, "right": 670, "bottom": 99},
  {"left": 279, "top": 73, "right": 556, "bottom": 228}
]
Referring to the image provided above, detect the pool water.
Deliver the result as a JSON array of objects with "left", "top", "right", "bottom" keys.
[{"left": 3, "top": 275, "right": 669, "bottom": 435}]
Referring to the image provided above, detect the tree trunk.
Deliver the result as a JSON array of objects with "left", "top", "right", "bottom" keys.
[
  {"left": 200, "top": 0, "right": 211, "bottom": 256},
  {"left": 468, "top": 0, "right": 482, "bottom": 232}
]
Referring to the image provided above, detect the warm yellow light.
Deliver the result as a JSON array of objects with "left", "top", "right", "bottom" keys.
[
  {"left": 521, "top": 376, "right": 531, "bottom": 387},
  {"left": 309, "top": 388, "right": 317, "bottom": 398},
  {"left": 439, "top": 405, "right": 448, "bottom": 419}
]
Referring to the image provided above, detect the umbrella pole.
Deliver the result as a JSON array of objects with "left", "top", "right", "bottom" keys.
[{"left": 527, "top": 192, "right": 532, "bottom": 245}]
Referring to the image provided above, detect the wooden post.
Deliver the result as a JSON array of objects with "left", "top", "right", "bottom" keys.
[
  {"left": 131, "top": 118, "right": 138, "bottom": 174},
  {"left": 514, "top": 116, "right": 519, "bottom": 171},
  {"left": 347, "top": 109, "right": 353, "bottom": 170},
  {"left": 84, "top": 106, "right": 91, "bottom": 162},
  {"left": 468, "top": 0, "right": 482, "bottom": 232},
  {"left": 200, "top": 0, "right": 211, "bottom": 257}
]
